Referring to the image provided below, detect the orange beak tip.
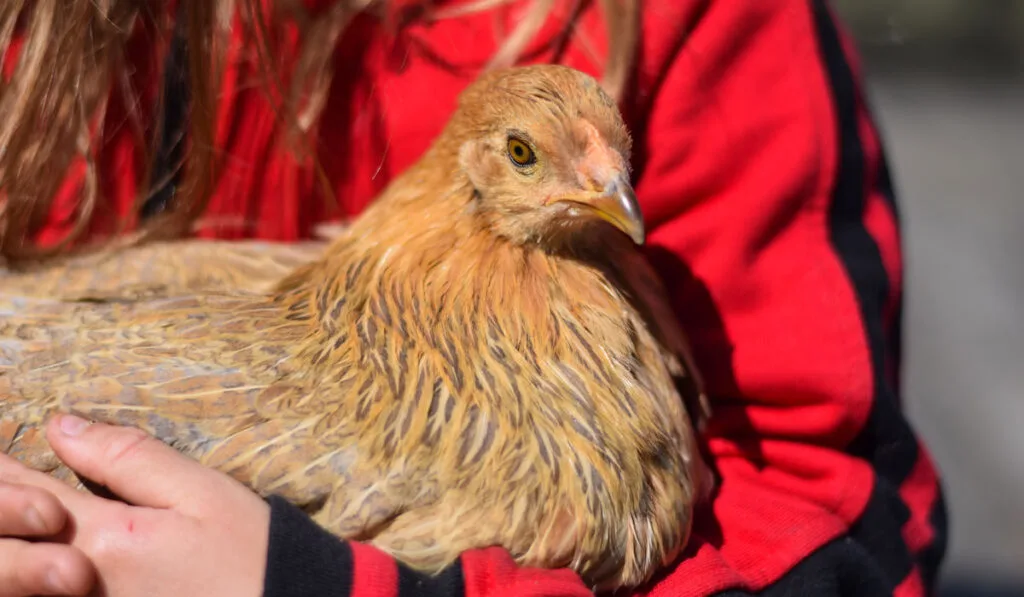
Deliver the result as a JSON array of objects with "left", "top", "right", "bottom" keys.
[{"left": 552, "top": 176, "right": 645, "bottom": 245}]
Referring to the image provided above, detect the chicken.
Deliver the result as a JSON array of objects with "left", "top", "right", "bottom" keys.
[{"left": 0, "top": 65, "right": 709, "bottom": 590}]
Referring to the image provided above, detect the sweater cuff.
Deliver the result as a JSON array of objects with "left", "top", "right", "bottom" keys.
[{"left": 263, "top": 495, "right": 353, "bottom": 597}]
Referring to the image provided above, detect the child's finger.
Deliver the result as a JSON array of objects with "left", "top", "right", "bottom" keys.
[
  {"left": 0, "top": 539, "right": 95, "bottom": 597},
  {"left": 0, "top": 482, "right": 68, "bottom": 537}
]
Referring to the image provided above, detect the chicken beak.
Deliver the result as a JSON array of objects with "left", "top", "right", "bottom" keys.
[
  {"left": 595, "top": 177, "right": 645, "bottom": 245},
  {"left": 552, "top": 176, "right": 646, "bottom": 245}
]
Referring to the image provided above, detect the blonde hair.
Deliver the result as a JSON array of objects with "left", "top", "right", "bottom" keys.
[{"left": 0, "top": 0, "right": 637, "bottom": 264}]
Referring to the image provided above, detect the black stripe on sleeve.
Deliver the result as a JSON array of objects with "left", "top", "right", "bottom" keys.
[
  {"left": 264, "top": 496, "right": 354, "bottom": 597},
  {"left": 711, "top": 3, "right": 949, "bottom": 595},
  {"left": 142, "top": 0, "right": 190, "bottom": 221},
  {"left": 263, "top": 496, "right": 468, "bottom": 597},
  {"left": 815, "top": 0, "right": 947, "bottom": 592},
  {"left": 397, "top": 560, "right": 466, "bottom": 597}
]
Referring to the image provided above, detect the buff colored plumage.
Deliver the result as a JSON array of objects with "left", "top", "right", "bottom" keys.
[{"left": 0, "top": 65, "right": 709, "bottom": 590}]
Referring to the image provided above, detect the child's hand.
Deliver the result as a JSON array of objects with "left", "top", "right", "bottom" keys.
[
  {"left": 0, "top": 415, "right": 271, "bottom": 597},
  {"left": 0, "top": 480, "right": 95, "bottom": 596}
]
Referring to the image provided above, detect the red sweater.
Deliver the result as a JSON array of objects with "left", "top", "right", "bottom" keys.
[{"left": 16, "top": 1, "right": 947, "bottom": 595}]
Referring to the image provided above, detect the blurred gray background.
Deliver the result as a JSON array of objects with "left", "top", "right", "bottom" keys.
[{"left": 834, "top": 2, "right": 1023, "bottom": 596}]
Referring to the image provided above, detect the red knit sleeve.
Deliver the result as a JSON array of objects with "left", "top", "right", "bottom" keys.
[
  {"left": 625, "top": 1, "right": 946, "bottom": 596},
  {"left": 263, "top": 495, "right": 593, "bottom": 597}
]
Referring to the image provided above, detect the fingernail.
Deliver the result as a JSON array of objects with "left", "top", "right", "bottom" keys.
[
  {"left": 24, "top": 505, "right": 47, "bottom": 533},
  {"left": 58, "top": 415, "right": 89, "bottom": 436},
  {"left": 45, "top": 567, "right": 69, "bottom": 594}
]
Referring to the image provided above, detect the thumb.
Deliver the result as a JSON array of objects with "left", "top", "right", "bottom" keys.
[{"left": 45, "top": 415, "right": 219, "bottom": 512}]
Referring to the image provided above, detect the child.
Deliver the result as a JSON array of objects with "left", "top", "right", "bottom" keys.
[{"left": 0, "top": 1, "right": 946, "bottom": 595}]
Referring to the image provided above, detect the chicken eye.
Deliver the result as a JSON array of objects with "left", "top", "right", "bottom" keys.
[{"left": 507, "top": 138, "right": 536, "bottom": 167}]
